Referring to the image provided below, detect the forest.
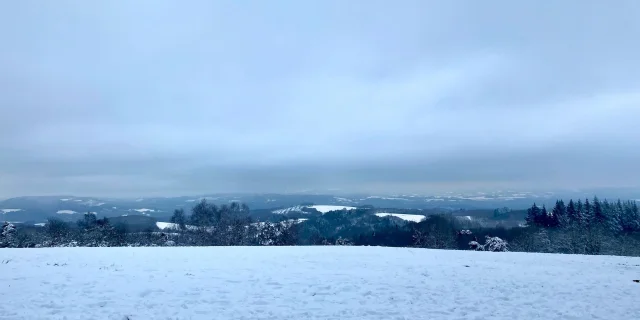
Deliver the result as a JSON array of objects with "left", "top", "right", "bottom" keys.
[{"left": 2, "top": 197, "right": 639, "bottom": 257}]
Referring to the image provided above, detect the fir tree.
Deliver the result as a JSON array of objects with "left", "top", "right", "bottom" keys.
[
  {"left": 566, "top": 199, "right": 578, "bottom": 224},
  {"left": 633, "top": 201, "right": 640, "bottom": 231},
  {"left": 608, "top": 199, "right": 624, "bottom": 233},
  {"left": 540, "top": 205, "right": 550, "bottom": 227},
  {"left": 576, "top": 199, "right": 584, "bottom": 223},
  {"left": 0, "top": 222, "right": 17, "bottom": 248},
  {"left": 583, "top": 198, "right": 592, "bottom": 223},
  {"left": 621, "top": 200, "right": 640, "bottom": 233},
  {"left": 550, "top": 200, "right": 565, "bottom": 228},
  {"left": 592, "top": 196, "right": 605, "bottom": 225},
  {"left": 526, "top": 203, "right": 542, "bottom": 227}
]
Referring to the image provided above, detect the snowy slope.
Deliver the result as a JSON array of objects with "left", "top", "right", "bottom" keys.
[
  {"left": 272, "top": 205, "right": 306, "bottom": 214},
  {"left": 1, "top": 209, "right": 22, "bottom": 214},
  {"left": 272, "top": 205, "right": 357, "bottom": 214},
  {"left": 375, "top": 212, "right": 426, "bottom": 222},
  {"left": 308, "top": 205, "right": 356, "bottom": 213},
  {"left": 155, "top": 222, "right": 198, "bottom": 231},
  {"left": 1, "top": 247, "right": 639, "bottom": 320}
]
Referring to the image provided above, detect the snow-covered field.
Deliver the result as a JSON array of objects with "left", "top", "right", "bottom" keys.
[
  {"left": 307, "top": 205, "right": 356, "bottom": 213},
  {"left": 1, "top": 209, "right": 22, "bottom": 214},
  {"left": 1, "top": 247, "right": 639, "bottom": 320},
  {"left": 375, "top": 212, "right": 426, "bottom": 222},
  {"left": 273, "top": 205, "right": 357, "bottom": 215},
  {"left": 56, "top": 210, "right": 77, "bottom": 214},
  {"left": 155, "top": 222, "right": 197, "bottom": 231}
]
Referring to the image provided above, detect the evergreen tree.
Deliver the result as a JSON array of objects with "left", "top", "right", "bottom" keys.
[
  {"left": 633, "top": 201, "right": 640, "bottom": 231},
  {"left": 608, "top": 199, "right": 624, "bottom": 233},
  {"left": 583, "top": 198, "right": 592, "bottom": 223},
  {"left": 540, "top": 205, "right": 550, "bottom": 227},
  {"left": 550, "top": 200, "right": 565, "bottom": 228},
  {"left": 576, "top": 199, "right": 584, "bottom": 223},
  {"left": 566, "top": 199, "right": 578, "bottom": 224},
  {"left": 621, "top": 200, "right": 640, "bottom": 233},
  {"left": 526, "top": 203, "right": 542, "bottom": 227},
  {"left": 0, "top": 222, "right": 17, "bottom": 248},
  {"left": 592, "top": 196, "right": 605, "bottom": 225}
]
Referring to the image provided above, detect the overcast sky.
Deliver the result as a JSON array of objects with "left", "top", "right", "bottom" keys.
[{"left": 1, "top": 0, "right": 640, "bottom": 197}]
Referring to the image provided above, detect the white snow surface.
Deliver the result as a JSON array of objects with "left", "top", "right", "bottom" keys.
[
  {"left": 308, "top": 205, "right": 356, "bottom": 213},
  {"left": 155, "top": 222, "right": 198, "bottom": 231},
  {"left": 272, "top": 205, "right": 305, "bottom": 214},
  {"left": 133, "top": 208, "right": 155, "bottom": 213},
  {"left": 375, "top": 213, "right": 426, "bottom": 222},
  {"left": 155, "top": 222, "right": 177, "bottom": 230},
  {"left": 366, "top": 196, "right": 410, "bottom": 201},
  {"left": 56, "top": 210, "right": 77, "bottom": 214},
  {"left": 1, "top": 209, "right": 22, "bottom": 214},
  {"left": 2, "top": 247, "right": 639, "bottom": 320}
]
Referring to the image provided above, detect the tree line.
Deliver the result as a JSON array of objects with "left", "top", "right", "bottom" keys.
[
  {"left": 519, "top": 197, "right": 640, "bottom": 255},
  {"left": 2, "top": 197, "right": 640, "bottom": 256}
]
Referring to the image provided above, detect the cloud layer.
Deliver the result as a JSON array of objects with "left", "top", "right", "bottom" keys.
[{"left": 1, "top": 1, "right": 640, "bottom": 197}]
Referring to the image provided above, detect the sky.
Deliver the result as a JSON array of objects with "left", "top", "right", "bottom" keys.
[{"left": 1, "top": 0, "right": 640, "bottom": 197}]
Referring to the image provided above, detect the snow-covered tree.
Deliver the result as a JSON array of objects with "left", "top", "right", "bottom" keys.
[
  {"left": 468, "top": 236, "right": 508, "bottom": 252},
  {"left": 592, "top": 197, "right": 606, "bottom": 225},
  {"left": 621, "top": 200, "right": 640, "bottom": 233},
  {"left": 170, "top": 209, "right": 187, "bottom": 230},
  {"left": 566, "top": 199, "right": 578, "bottom": 224},
  {"left": 484, "top": 236, "right": 509, "bottom": 252},
  {"left": 551, "top": 200, "right": 566, "bottom": 228},
  {"left": 335, "top": 237, "right": 352, "bottom": 246},
  {"left": 0, "top": 222, "right": 17, "bottom": 248}
]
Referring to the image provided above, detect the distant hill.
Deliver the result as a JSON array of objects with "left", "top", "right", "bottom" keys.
[{"left": 2, "top": 190, "right": 638, "bottom": 223}]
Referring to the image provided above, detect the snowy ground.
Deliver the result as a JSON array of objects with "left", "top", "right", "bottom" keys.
[
  {"left": 375, "top": 212, "right": 426, "bottom": 222},
  {"left": 307, "top": 205, "right": 356, "bottom": 213},
  {"left": 1, "top": 247, "right": 639, "bottom": 320}
]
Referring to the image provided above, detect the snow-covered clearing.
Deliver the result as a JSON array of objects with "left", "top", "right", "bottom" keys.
[
  {"left": 1, "top": 247, "right": 639, "bottom": 320},
  {"left": 1, "top": 209, "right": 22, "bottom": 214},
  {"left": 273, "top": 205, "right": 357, "bottom": 215},
  {"left": 155, "top": 221, "right": 181, "bottom": 230},
  {"left": 272, "top": 205, "right": 305, "bottom": 214},
  {"left": 375, "top": 213, "right": 426, "bottom": 222},
  {"left": 55, "top": 210, "right": 77, "bottom": 214},
  {"left": 155, "top": 222, "right": 198, "bottom": 231},
  {"left": 133, "top": 208, "right": 155, "bottom": 213},
  {"left": 308, "top": 205, "right": 356, "bottom": 213}
]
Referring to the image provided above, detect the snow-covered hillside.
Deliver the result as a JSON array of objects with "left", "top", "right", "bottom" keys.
[
  {"left": 271, "top": 205, "right": 306, "bottom": 214},
  {"left": 272, "top": 204, "right": 356, "bottom": 214},
  {"left": 308, "top": 205, "right": 356, "bottom": 213},
  {"left": 375, "top": 212, "right": 426, "bottom": 222},
  {"left": 1, "top": 209, "right": 22, "bottom": 214},
  {"left": 1, "top": 247, "right": 638, "bottom": 320}
]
